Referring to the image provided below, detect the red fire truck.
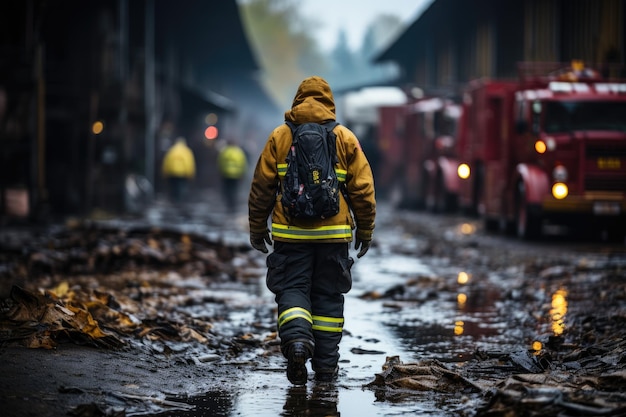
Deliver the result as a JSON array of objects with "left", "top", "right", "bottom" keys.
[
  {"left": 403, "top": 97, "right": 462, "bottom": 212},
  {"left": 376, "top": 104, "right": 409, "bottom": 200},
  {"left": 375, "top": 97, "right": 461, "bottom": 209},
  {"left": 337, "top": 86, "right": 408, "bottom": 198},
  {"left": 456, "top": 62, "right": 626, "bottom": 239}
]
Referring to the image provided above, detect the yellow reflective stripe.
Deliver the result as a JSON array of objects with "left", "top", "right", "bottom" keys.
[
  {"left": 277, "top": 165, "right": 345, "bottom": 181},
  {"left": 278, "top": 163, "right": 288, "bottom": 176},
  {"left": 272, "top": 223, "right": 352, "bottom": 240},
  {"left": 312, "top": 315, "right": 344, "bottom": 333},
  {"left": 278, "top": 307, "right": 312, "bottom": 328}
]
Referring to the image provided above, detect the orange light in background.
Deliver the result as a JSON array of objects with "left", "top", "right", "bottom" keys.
[
  {"left": 457, "top": 163, "right": 470, "bottom": 179},
  {"left": 204, "top": 126, "right": 218, "bottom": 140},
  {"left": 92, "top": 121, "right": 104, "bottom": 135},
  {"left": 454, "top": 320, "right": 464, "bottom": 335},
  {"left": 535, "top": 140, "right": 547, "bottom": 154},
  {"left": 552, "top": 182, "right": 568, "bottom": 199},
  {"left": 460, "top": 223, "right": 475, "bottom": 235},
  {"left": 457, "top": 271, "right": 470, "bottom": 284}
]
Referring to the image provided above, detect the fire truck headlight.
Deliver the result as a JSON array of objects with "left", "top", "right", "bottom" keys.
[
  {"left": 535, "top": 140, "right": 547, "bottom": 154},
  {"left": 457, "top": 163, "right": 470, "bottom": 179},
  {"left": 553, "top": 165, "right": 568, "bottom": 182},
  {"left": 552, "top": 183, "right": 568, "bottom": 200}
]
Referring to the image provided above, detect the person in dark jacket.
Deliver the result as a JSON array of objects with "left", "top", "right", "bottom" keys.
[{"left": 248, "top": 76, "right": 376, "bottom": 385}]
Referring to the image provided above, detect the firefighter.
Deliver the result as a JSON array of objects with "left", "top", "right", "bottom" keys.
[{"left": 248, "top": 76, "right": 376, "bottom": 384}]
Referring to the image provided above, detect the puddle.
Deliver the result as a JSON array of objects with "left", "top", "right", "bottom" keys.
[
  {"left": 3, "top": 199, "right": 625, "bottom": 416},
  {"left": 386, "top": 284, "right": 510, "bottom": 363},
  {"left": 142, "top": 207, "right": 519, "bottom": 416},
  {"left": 156, "top": 237, "right": 484, "bottom": 416}
]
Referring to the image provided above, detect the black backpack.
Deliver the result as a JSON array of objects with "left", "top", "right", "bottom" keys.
[{"left": 281, "top": 121, "right": 341, "bottom": 219}]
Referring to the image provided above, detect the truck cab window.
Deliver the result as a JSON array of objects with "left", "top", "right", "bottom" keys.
[
  {"left": 532, "top": 101, "right": 541, "bottom": 134},
  {"left": 544, "top": 101, "right": 626, "bottom": 133}
]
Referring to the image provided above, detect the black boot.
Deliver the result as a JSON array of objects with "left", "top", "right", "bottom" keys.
[
  {"left": 315, "top": 366, "right": 339, "bottom": 383},
  {"left": 286, "top": 342, "right": 309, "bottom": 385}
]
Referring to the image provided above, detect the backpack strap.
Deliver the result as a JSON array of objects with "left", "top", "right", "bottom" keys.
[
  {"left": 322, "top": 122, "right": 353, "bottom": 214},
  {"left": 321, "top": 121, "right": 339, "bottom": 132},
  {"left": 285, "top": 121, "right": 297, "bottom": 143},
  {"left": 321, "top": 121, "right": 339, "bottom": 165}
]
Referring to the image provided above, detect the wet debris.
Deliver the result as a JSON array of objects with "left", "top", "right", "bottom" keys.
[
  {"left": 364, "top": 213, "right": 626, "bottom": 416},
  {"left": 67, "top": 403, "right": 126, "bottom": 417},
  {"left": 0, "top": 221, "right": 249, "bottom": 284},
  {"left": 0, "top": 223, "right": 273, "bottom": 361},
  {"left": 479, "top": 371, "right": 626, "bottom": 416},
  {"left": 366, "top": 355, "right": 481, "bottom": 393},
  {"left": 350, "top": 347, "right": 386, "bottom": 355},
  {"left": 366, "top": 351, "right": 626, "bottom": 416},
  {"left": 0, "top": 285, "right": 125, "bottom": 349},
  {"left": 65, "top": 391, "right": 196, "bottom": 417}
]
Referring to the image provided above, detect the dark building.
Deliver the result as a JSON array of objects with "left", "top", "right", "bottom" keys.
[
  {"left": 0, "top": 0, "right": 277, "bottom": 222},
  {"left": 376, "top": 0, "right": 626, "bottom": 97}
]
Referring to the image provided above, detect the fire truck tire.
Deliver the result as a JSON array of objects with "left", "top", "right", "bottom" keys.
[
  {"left": 604, "top": 221, "right": 626, "bottom": 243},
  {"left": 516, "top": 182, "right": 541, "bottom": 240}
]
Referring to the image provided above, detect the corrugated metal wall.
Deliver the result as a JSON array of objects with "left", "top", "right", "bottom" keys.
[
  {"left": 524, "top": 0, "right": 559, "bottom": 62},
  {"left": 386, "top": 0, "right": 625, "bottom": 95}
]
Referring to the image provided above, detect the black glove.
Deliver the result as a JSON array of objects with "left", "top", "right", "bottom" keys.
[
  {"left": 354, "top": 237, "right": 371, "bottom": 258},
  {"left": 250, "top": 230, "right": 272, "bottom": 253}
]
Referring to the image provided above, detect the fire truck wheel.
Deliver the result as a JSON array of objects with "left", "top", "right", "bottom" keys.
[{"left": 603, "top": 222, "right": 626, "bottom": 243}]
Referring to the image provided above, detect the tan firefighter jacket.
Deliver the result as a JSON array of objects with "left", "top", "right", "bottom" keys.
[{"left": 248, "top": 76, "right": 376, "bottom": 243}]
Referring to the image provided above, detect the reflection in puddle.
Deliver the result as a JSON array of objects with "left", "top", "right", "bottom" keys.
[
  {"left": 281, "top": 385, "right": 339, "bottom": 417},
  {"left": 385, "top": 271, "right": 509, "bottom": 364},
  {"left": 550, "top": 288, "right": 568, "bottom": 335},
  {"left": 160, "top": 390, "right": 233, "bottom": 417}
]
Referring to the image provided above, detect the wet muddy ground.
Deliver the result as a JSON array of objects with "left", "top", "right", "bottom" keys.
[{"left": 1, "top": 195, "right": 626, "bottom": 416}]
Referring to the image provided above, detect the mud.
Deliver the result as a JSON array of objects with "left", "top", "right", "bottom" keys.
[{"left": 1, "top": 198, "right": 626, "bottom": 416}]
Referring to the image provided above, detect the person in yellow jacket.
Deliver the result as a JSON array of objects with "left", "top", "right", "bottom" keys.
[
  {"left": 218, "top": 139, "right": 248, "bottom": 211},
  {"left": 248, "top": 76, "right": 376, "bottom": 385},
  {"left": 161, "top": 137, "right": 196, "bottom": 203}
]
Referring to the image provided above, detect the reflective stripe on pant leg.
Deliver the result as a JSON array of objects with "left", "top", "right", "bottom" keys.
[
  {"left": 310, "top": 243, "right": 352, "bottom": 372},
  {"left": 312, "top": 314, "right": 344, "bottom": 373},
  {"left": 311, "top": 317, "right": 343, "bottom": 372},
  {"left": 267, "top": 242, "right": 315, "bottom": 356},
  {"left": 312, "top": 315, "right": 343, "bottom": 332},
  {"left": 279, "top": 307, "right": 313, "bottom": 328}
]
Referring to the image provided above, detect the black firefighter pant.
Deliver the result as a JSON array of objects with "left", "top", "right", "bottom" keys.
[{"left": 266, "top": 241, "right": 354, "bottom": 373}]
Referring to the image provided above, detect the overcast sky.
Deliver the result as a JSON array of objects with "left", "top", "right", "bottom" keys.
[{"left": 298, "top": 0, "right": 433, "bottom": 52}]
